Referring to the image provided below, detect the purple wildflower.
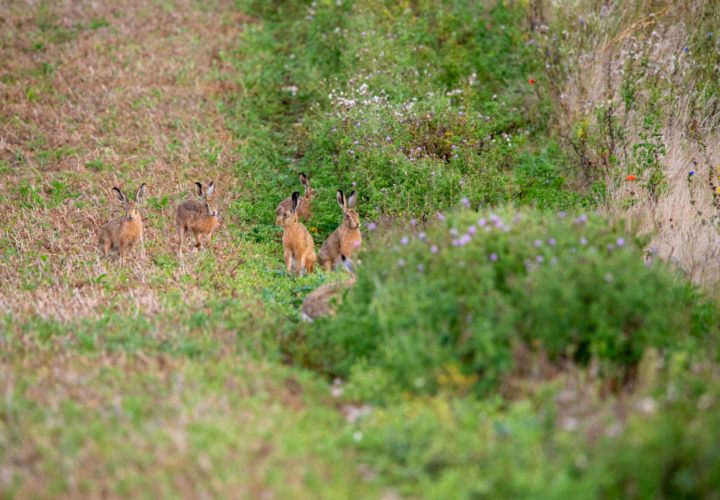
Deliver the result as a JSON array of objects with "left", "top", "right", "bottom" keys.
[
  {"left": 490, "top": 253, "right": 498, "bottom": 261},
  {"left": 534, "top": 239, "right": 542, "bottom": 247},
  {"left": 548, "top": 238, "right": 557, "bottom": 246},
  {"left": 431, "top": 245, "right": 438, "bottom": 254},
  {"left": 580, "top": 237, "right": 588, "bottom": 245},
  {"left": 401, "top": 237, "right": 409, "bottom": 245},
  {"left": 419, "top": 232, "right": 426, "bottom": 240},
  {"left": 417, "top": 264, "right": 425, "bottom": 272},
  {"left": 368, "top": 222, "right": 377, "bottom": 231},
  {"left": 468, "top": 225, "right": 477, "bottom": 235},
  {"left": 616, "top": 238, "right": 625, "bottom": 247},
  {"left": 398, "top": 258, "right": 405, "bottom": 266}
]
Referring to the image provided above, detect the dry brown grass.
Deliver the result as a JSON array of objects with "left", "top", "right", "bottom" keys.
[
  {"left": 537, "top": 0, "right": 720, "bottom": 283},
  {"left": 0, "top": 0, "right": 264, "bottom": 320}
]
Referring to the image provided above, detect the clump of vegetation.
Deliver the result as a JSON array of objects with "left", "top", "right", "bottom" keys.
[{"left": 298, "top": 208, "right": 700, "bottom": 400}]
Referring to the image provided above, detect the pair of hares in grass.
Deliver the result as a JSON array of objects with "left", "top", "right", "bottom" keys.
[
  {"left": 275, "top": 173, "right": 362, "bottom": 276},
  {"left": 98, "top": 181, "right": 218, "bottom": 262}
]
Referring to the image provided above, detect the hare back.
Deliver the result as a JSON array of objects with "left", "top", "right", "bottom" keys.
[
  {"left": 177, "top": 200, "right": 217, "bottom": 233},
  {"left": 276, "top": 196, "right": 311, "bottom": 221},
  {"left": 301, "top": 282, "right": 345, "bottom": 319}
]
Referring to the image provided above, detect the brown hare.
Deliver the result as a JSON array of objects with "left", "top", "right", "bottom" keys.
[
  {"left": 98, "top": 184, "right": 146, "bottom": 263},
  {"left": 301, "top": 255, "right": 356, "bottom": 322},
  {"left": 275, "top": 172, "right": 315, "bottom": 223},
  {"left": 176, "top": 181, "right": 218, "bottom": 255},
  {"left": 277, "top": 191, "right": 316, "bottom": 276},
  {"left": 318, "top": 190, "right": 361, "bottom": 271}
]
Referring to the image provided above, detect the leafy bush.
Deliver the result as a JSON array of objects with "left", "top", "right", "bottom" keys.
[
  {"left": 298, "top": 208, "right": 697, "bottom": 400},
  {"left": 348, "top": 357, "right": 720, "bottom": 500}
]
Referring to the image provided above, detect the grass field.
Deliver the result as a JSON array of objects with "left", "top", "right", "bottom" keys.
[{"left": 2, "top": 0, "right": 720, "bottom": 498}]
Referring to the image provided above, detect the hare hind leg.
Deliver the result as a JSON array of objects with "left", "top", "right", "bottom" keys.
[
  {"left": 177, "top": 224, "right": 185, "bottom": 255},
  {"left": 191, "top": 229, "right": 203, "bottom": 251},
  {"left": 99, "top": 236, "right": 112, "bottom": 257}
]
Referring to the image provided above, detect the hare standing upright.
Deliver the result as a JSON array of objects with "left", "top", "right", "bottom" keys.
[
  {"left": 176, "top": 181, "right": 218, "bottom": 256},
  {"left": 277, "top": 191, "right": 316, "bottom": 276},
  {"left": 275, "top": 172, "right": 315, "bottom": 223},
  {"left": 318, "top": 190, "right": 361, "bottom": 271},
  {"left": 301, "top": 255, "right": 356, "bottom": 322},
  {"left": 98, "top": 183, "right": 146, "bottom": 264}
]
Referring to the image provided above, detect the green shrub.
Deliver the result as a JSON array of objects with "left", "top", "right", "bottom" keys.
[
  {"left": 299, "top": 208, "right": 697, "bottom": 400},
  {"left": 348, "top": 359, "right": 720, "bottom": 500}
]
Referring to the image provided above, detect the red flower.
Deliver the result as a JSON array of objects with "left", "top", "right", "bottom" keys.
[
  {"left": 626, "top": 175, "right": 637, "bottom": 181},
  {"left": 529, "top": 78, "right": 535, "bottom": 84},
  {"left": 487, "top": 25, "right": 491, "bottom": 30}
]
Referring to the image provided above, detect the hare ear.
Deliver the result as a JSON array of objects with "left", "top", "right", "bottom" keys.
[
  {"left": 113, "top": 187, "right": 126, "bottom": 203},
  {"left": 291, "top": 191, "right": 300, "bottom": 212},
  {"left": 347, "top": 190, "right": 357, "bottom": 209},
  {"left": 207, "top": 181, "right": 215, "bottom": 199},
  {"left": 336, "top": 190, "right": 345, "bottom": 211},
  {"left": 195, "top": 182, "right": 204, "bottom": 199},
  {"left": 299, "top": 173, "right": 309, "bottom": 188},
  {"left": 134, "top": 183, "right": 146, "bottom": 203}
]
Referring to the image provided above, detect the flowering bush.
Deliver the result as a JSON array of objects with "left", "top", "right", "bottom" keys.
[{"left": 297, "top": 208, "right": 697, "bottom": 399}]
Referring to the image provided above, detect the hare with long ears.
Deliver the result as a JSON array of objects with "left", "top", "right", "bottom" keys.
[
  {"left": 98, "top": 184, "right": 146, "bottom": 263},
  {"left": 301, "top": 255, "right": 356, "bottom": 322},
  {"left": 277, "top": 191, "right": 316, "bottom": 276},
  {"left": 275, "top": 172, "right": 315, "bottom": 223},
  {"left": 176, "top": 181, "right": 218, "bottom": 256},
  {"left": 318, "top": 190, "right": 361, "bottom": 271}
]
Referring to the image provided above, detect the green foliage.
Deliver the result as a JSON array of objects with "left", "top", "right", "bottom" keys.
[
  {"left": 348, "top": 357, "right": 720, "bottom": 500},
  {"left": 225, "top": 0, "right": 548, "bottom": 243},
  {"left": 513, "top": 143, "right": 597, "bottom": 210},
  {"left": 300, "top": 209, "right": 697, "bottom": 400},
  {"left": 630, "top": 116, "right": 668, "bottom": 204}
]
